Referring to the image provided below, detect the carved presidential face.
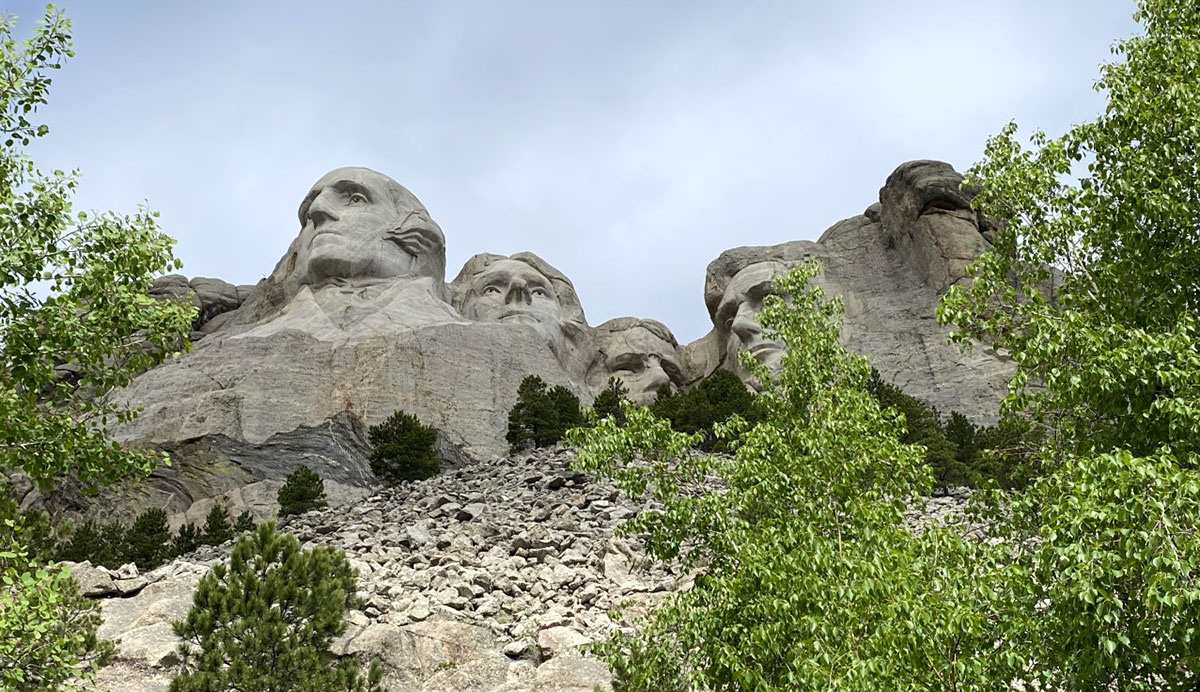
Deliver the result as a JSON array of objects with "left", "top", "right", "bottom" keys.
[
  {"left": 294, "top": 167, "right": 443, "bottom": 286},
  {"left": 715, "top": 261, "right": 786, "bottom": 390},
  {"left": 596, "top": 325, "right": 682, "bottom": 404},
  {"left": 464, "top": 259, "right": 564, "bottom": 344}
]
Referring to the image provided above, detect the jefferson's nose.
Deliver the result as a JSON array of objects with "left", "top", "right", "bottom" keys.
[
  {"left": 505, "top": 282, "right": 532, "bottom": 305},
  {"left": 306, "top": 189, "right": 340, "bottom": 228}
]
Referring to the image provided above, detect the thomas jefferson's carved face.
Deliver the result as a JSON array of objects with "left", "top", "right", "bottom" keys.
[
  {"left": 596, "top": 326, "right": 681, "bottom": 404},
  {"left": 715, "top": 261, "right": 785, "bottom": 390},
  {"left": 294, "top": 167, "right": 442, "bottom": 286},
  {"left": 465, "top": 259, "right": 564, "bottom": 344}
]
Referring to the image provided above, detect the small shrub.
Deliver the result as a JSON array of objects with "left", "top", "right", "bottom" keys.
[
  {"left": 171, "top": 523, "right": 200, "bottom": 558},
  {"left": 200, "top": 503, "right": 233, "bottom": 546},
  {"left": 368, "top": 410, "right": 441, "bottom": 484},
  {"left": 58, "top": 519, "right": 125, "bottom": 569},
  {"left": 125, "top": 508, "right": 171, "bottom": 571},
  {"left": 506, "top": 375, "right": 584, "bottom": 451},
  {"left": 234, "top": 510, "right": 256, "bottom": 533},
  {"left": 592, "top": 377, "right": 629, "bottom": 426},
  {"left": 169, "top": 521, "right": 383, "bottom": 692},
  {"left": 277, "top": 466, "right": 328, "bottom": 517}
]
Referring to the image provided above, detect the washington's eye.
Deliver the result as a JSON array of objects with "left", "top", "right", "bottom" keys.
[
  {"left": 482, "top": 286, "right": 503, "bottom": 295},
  {"left": 348, "top": 192, "right": 368, "bottom": 205}
]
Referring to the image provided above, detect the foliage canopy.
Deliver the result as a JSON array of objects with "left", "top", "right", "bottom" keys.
[{"left": 937, "top": 0, "right": 1200, "bottom": 684}]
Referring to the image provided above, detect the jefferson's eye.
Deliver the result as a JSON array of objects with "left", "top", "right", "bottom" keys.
[
  {"left": 348, "top": 192, "right": 368, "bottom": 205},
  {"left": 482, "top": 286, "right": 503, "bottom": 295}
]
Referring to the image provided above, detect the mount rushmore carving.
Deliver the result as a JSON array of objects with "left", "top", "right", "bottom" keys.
[{"left": 50, "top": 160, "right": 1010, "bottom": 525}]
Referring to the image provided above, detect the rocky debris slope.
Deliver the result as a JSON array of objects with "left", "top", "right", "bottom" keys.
[
  {"left": 82, "top": 448, "right": 681, "bottom": 692},
  {"left": 79, "top": 447, "right": 973, "bottom": 692}
]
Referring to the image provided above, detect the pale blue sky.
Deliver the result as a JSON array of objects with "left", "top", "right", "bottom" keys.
[{"left": 7, "top": 1, "right": 1138, "bottom": 342}]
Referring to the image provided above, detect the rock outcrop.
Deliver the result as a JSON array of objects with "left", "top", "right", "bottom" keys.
[
  {"left": 689, "top": 160, "right": 1009, "bottom": 421},
  {"left": 30, "top": 160, "right": 1010, "bottom": 525}
]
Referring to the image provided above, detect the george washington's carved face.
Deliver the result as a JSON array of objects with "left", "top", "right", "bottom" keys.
[{"left": 294, "top": 167, "right": 444, "bottom": 286}]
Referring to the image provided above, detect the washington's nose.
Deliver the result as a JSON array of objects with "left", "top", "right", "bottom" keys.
[
  {"left": 505, "top": 282, "right": 532, "bottom": 305},
  {"left": 306, "top": 189, "right": 340, "bottom": 228}
]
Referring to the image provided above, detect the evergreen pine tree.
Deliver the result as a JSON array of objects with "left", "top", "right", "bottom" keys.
[
  {"left": 57, "top": 520, "right": 101, "bottom": 564},
  {"left": 277, "top": 466, "right": 329, "bottom": 516},
  {"left": 544, "top": 384, "right": 584, "bottom": 446},
  {"left": 234, "top": 510, "right": 256, "bottom": 533},
  {"left": 866, "top": 368, "right": 964, "bottom": 487},
  {"left": 125, "top": 508, "right": 171, "bottom": 571},
  {"left": 171, "top": 523, "right": 200, "bottom": 558},
  {"left": 506, "top": 375, "right": 584, "bottom": 451},
  {"left": 650, "top": 368, "right": 758, "bottom": 451},
  {"left": 200, "top": 504, "right": 232, "bottom": 546},
  {"left": 97, "top": 522, "right": 127, "bottom": 569},
  {"left": 591, "top": 377, "right": 629, "bottom": 426},
  {"left": 170, "top": 522, "right": 384, "bottom": 692},
  {"left": 506, "top": 375, "right": 552, "bottom": 451},
  {"left": 367, "top": 410, "right": 441, "bottom": 484}
]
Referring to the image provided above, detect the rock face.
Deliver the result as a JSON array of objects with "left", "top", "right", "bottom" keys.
[
  {"left": 689, "top": 160, "right": 1009, "bottom": 421},
  {"left": 80, "top": 447, "right": 971, "bottom": 692},
  {"left": 37, "top": 160, "right": 1010, "bottom": 525}
]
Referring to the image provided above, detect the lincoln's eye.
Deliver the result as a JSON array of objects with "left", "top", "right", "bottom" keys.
[
  {"left": 531, "top": 287, "right": 549, "bottom": 297},
  {"left": 348, "top": 192, "right": 368, "bottom": 205}
]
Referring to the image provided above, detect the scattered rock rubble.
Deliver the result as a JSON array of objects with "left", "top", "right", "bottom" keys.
[{"left": 75, "top": 448, "right": 971, "bottom": 692}]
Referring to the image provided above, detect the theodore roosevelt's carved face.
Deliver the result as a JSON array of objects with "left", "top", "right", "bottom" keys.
[
  {"left": 715, "top": 261, "right": 785, "bottom": 390},
  {"left": 593, "top": 323, "right": 682, "bottom": 404},
  {"left": 294, "top": 167, "right": 444, "bottom": 286}
]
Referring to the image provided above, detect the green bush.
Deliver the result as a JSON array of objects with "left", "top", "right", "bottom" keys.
[
  {"left": 200, "top": 503, "right": 233, "bottom": 546},
  {"left": 651, "top": 368, "right": 758, "bottom": 451},
  {"left": 591, "top": 377, "right": 629, "bottom": 426},
  {"left": 170, "top": 521, "right": 383, "bottom": 692},
  {"left": 368, "top": 410, "right": 441, "bottom": 483},
  {"left": 506, "top": 375, "right": 584, "bottom": 451},
  {"left": 234, "top": 510, "right": 256, "bottom": 533},
  {"left": 57, "top": 519, "right": 125, "bottom": 569},
  {"left": 170, "top": 523, "right": 200, "bottom": 558},
  {"left": 277, "top": 466, "right": 329, "bottom": 517},
  {"left": 1, "top": 529, "right": 115, "bottom": 692},
  {"left": 125, "top": 508, "right": 171, "bottom": 571}
]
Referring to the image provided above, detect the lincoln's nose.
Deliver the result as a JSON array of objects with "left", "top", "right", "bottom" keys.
[{"left": 731, "top": 306, "right": 761, "bottom": 340}]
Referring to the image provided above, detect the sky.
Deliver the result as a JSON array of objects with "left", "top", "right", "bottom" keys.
[{"left": 7, "top": 0, "right": 1138, "bottom": 344}]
